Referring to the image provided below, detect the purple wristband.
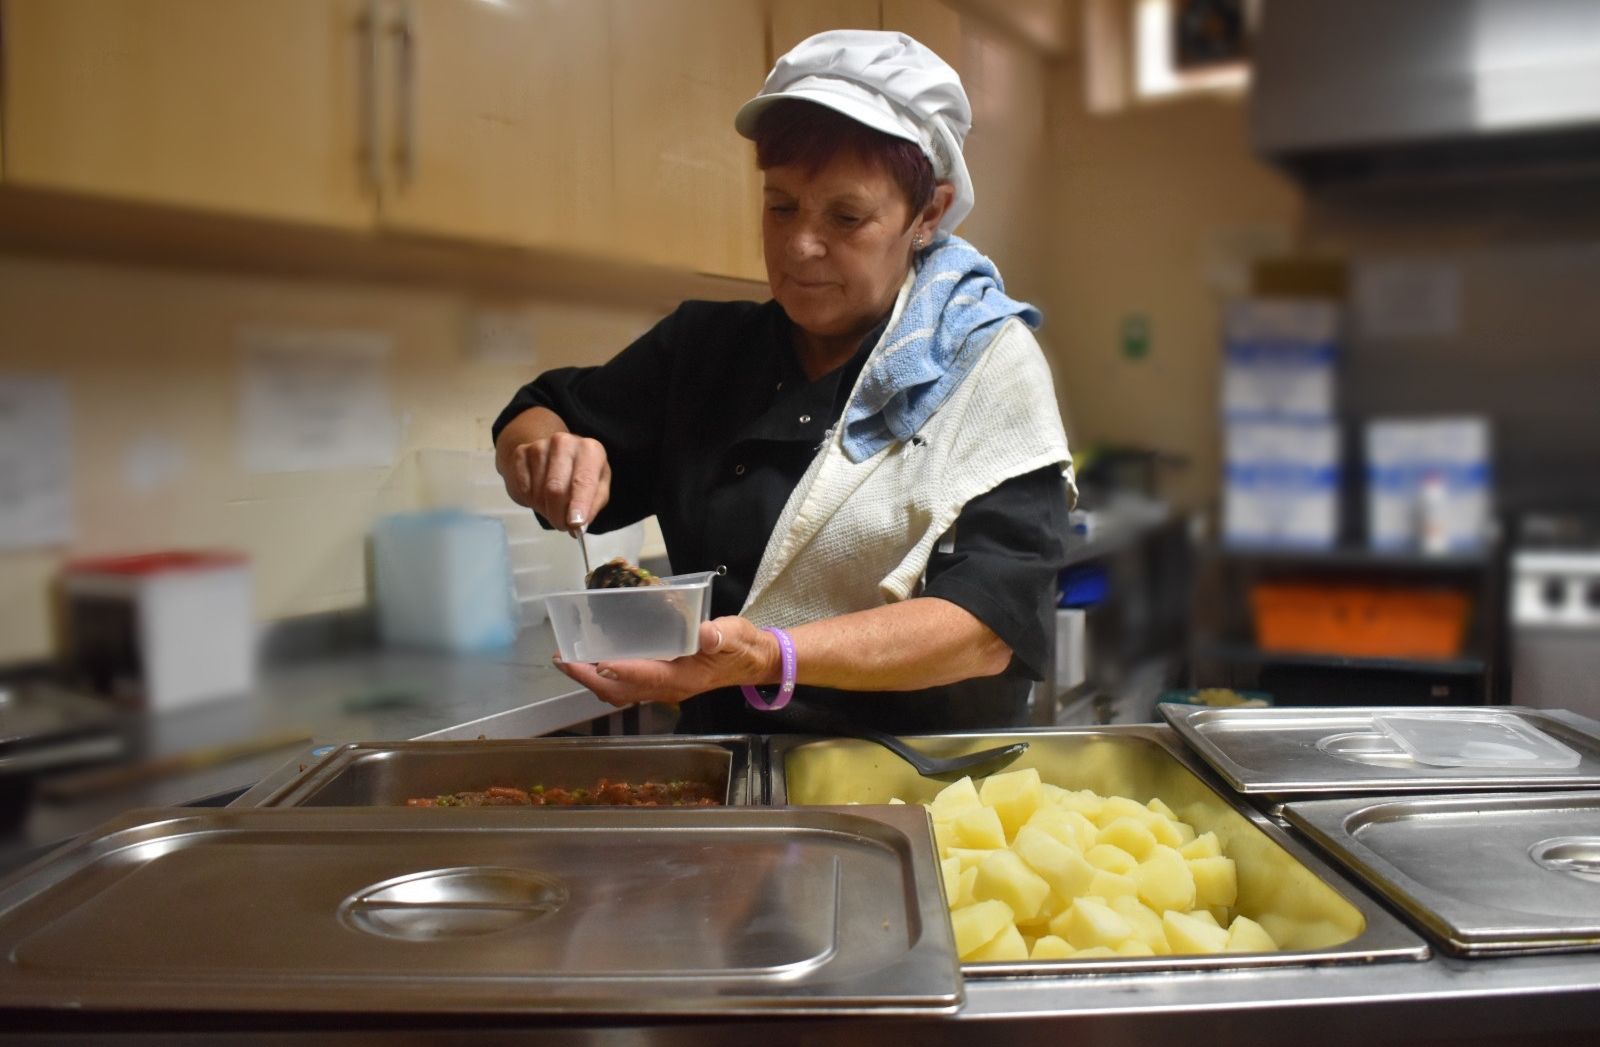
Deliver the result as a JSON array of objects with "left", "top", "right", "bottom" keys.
[{"left": 741, "top": 627, "right": 796, "bottom": 712}]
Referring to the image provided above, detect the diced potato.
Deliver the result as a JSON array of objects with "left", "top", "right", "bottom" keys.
[
  {"left": 951, "top": 899, "right": 1014, "bottom": 958},
  {"left": 1133, "top": 845, "right": 1197, "bottom": 913},
  {"left": 1180, "top": 831, "right": 1221, "bottom": 860},
  {"left": 1110, "top": 895, "right": 1171, "bottom": 954},
  {"left": 1085, "top": 843, "right": 1138, "bottom": 875},
  {"left": 1030, "top": 934, "right": 1075, "bottom": 960},
  {"left": 1024, "top": 808, "right": 1097, "bottom": 852},
  {"left": 1029, "top": 890, "right": 1069, "bottom": 928},
  {"left": 979, "top": 767, "right": 1044, "bottom": 840},
  {"left": 966, "top": 923, "right": 1029, "bottom": 962},
  {"left": 932, "top": 820, "right": 959, "bottom": 856},
  {"left": 930, "top": 776, "right": 982, "bottom": 818},
  {"left": 947, "top": 846, "right": 998, "bottom": 873},
  {"left": 1011, "top": 826, "right": 1097, "bottom": 900},
  {"left": 921, "top": 778, "right": 1250, "bottom": 964},
  {"left": 1095, "top": 795, "right": 1149, "bottom": 827},
  {"left": 1224, "top": 915, "right": 1280, "bottom": 953},
  {"left": 955, "top": 866, "right": 978, "bottom": 907},
  {"left": 1145, "top": 814, "right": 1186, "bottom": 849},
  {"left": 1162, "top": 910, "right": 1229, "bottom": 954},
  {"left": 1071, "top": 945, "right": 1117, "bottom": 958},
  {"left": 1097, "top": 818, "right": 1157, "bottom": 861},
  {"left": 1052, "top": 790, "right": 1106, "bottom": 821},
  {"left": 1189, "top": 855, "right": 1239, "bottom": 909},
  {"left": 974, "top": 850, "right": 1051, "bottom": 923},
  {"left": 1087, "top": 869, "right": 1138, "bottom": 902},
  {"left": 952, "top": 806, "right": 1006, "bottom": 849},
  {"left": 940, "top": 856, "right": 962, "bottom": 903},
  {"left": 1053, "top": 896, "right": 1134, "bottom": 951}
]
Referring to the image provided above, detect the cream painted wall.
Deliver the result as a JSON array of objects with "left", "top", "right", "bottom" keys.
[
  {"left": 1041, "top": 67, "right": 1303, "bottom": 509},
  {"left": 0, "top": 256, "right": 663, "bottom": 662}
]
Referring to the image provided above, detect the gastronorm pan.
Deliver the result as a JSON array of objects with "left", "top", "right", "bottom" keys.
[
  {"left": 229, "top": 735, "right": 756, "bottom": 808},
  {"left": 0, "top": 804, "right": 958, "bottom": 1016},
  {"left": 1160, "top": 705, "right": 1600, "bottom": 797},
  {"left": 1285, "top": 790, "right": 1600, "bottom": 957},
  {"left": 769, "top": 724, "right": 1429, "bottom": 975}
]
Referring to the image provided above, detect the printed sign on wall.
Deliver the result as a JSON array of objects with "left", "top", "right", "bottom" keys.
[
  {"left": 238, "top": 329, "right": 399, "bottom": 473},
  {"left": 0, "top": 374, "right": 73, "bottom": 550}
]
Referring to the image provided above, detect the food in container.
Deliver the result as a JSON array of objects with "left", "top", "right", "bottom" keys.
[
  {"left": 585, "top": 557, "right": 661, "bottom": 589},
  {"left": 770, "top": 727, "right": 1428, "bottom": 972},
  {"left": 544, "top": 570, "right": 716, "bottom": 662},
  {"left": 405, "top": 778, "right": 720, "bottom": 807},
  {"left": 914, "top": 769, "right": 1271, "bottom": 962}
]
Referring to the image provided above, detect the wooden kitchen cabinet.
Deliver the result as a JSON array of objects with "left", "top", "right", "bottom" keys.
[
  {"left": 770, "top": 1, "right": 964, "bottom": 77},
  {"left": 375, "top": 0, "right": 614, "bottom": 257},
  {"left": 880, "top": 0, "right": 964, "bottom": 75},
  {"left": 1, "top": 0, "right": 375, "bottom": 229},
  {"left": 1, "top": 0, "right": 783, "bottom": 284},
  {"left": 609, "top": 0, "right": 768, "bottom": 282},
  {"left": 769, "top": 0, "right": 880, "bottom": 56}
]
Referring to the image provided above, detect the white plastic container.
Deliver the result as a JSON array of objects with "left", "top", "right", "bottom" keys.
[
  {"left": 1374, "top": 711, "right": 1582, "bottom": 770},
  {"left": 544, "top": 571, "right": 716, "bottom": 662},
  {"left": 62, "top": 552, "right": 256, "bottom": 711},
  {"left": 373, "top": 511, "right": 518, "bottom": 652}
]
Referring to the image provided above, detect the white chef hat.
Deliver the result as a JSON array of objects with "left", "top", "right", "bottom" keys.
[{"left": 734, "top": 30, "right": 974, "bottom": 234}]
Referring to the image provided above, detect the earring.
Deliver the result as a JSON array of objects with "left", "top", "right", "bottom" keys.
[{"left": 912, "top": 233, "right": 925, "bottom": 251}]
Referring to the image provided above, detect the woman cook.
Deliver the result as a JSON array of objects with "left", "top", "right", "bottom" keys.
[{"left": 493, "top": 30, "right": 1074, "bottom": 734}]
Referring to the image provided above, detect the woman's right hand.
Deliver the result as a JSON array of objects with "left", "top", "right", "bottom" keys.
[{"left": 499, "top": 429, "right": 612, "bottom": 531}]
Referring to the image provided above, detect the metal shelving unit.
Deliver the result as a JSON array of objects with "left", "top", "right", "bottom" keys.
[{"left": 1190, "top": 538, "right": 1507, "bottom": 706}]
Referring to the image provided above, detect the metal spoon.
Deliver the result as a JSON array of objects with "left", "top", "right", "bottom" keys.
[
  {"left": 779, "top": 702, "right": 1029, "bottom": 782},
  {"left": 571, "top": 524, "right": 592, "bottom": 581}
]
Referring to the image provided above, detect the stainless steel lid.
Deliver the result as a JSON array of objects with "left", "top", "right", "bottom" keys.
[
  {"left": 0, "top": 805, "right": 960, "bottom": 1016},
  {"left": 1285, "top": 791, "right": 1600, "bottom": 956},
  {"left": 1161, "top": 705, "right": 1600, "bottom": 795}
]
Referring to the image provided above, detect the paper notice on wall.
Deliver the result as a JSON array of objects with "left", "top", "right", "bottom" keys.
[
  {"left": 239, "top": 329, "right": 399, "bottom": 473},
  {"left": 1353, "top": 260, "right": 1461, "bottom": 338},
  {"left": 0, "top": 375, "right": 74, "bottom": 550}
]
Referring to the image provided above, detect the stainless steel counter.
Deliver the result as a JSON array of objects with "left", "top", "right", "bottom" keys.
[
  {"left": 4, "top": 690, "right": 1600, "bottom": 1043},
  {"left": 0, "top": 623, "right": 611, "bottom": 874}
]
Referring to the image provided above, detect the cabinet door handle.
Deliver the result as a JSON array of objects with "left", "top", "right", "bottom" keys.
[
  {"left": 359, "top": 0, "right": 385, "bottom": 198},
  {"left": 393, "top": 0, "right": 417, "bottom": 189}
]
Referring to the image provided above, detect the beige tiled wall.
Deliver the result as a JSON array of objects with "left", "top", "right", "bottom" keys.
[{"left": 0, "top": 255, "right": 663, "bottom": 662}]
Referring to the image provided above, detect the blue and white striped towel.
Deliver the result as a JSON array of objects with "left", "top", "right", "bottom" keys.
[{"left": 841, "top": 235, "right": 1041, "bottom": 463}]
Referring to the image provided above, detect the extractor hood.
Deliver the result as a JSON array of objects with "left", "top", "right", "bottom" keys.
[{"left": 1252, "top": 0, "right": 1600, "bottom": 185}]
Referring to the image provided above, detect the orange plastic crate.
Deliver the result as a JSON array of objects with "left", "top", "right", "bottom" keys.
[{"left": 1250, "top": 583, "right": 1470, "bottom": 660}]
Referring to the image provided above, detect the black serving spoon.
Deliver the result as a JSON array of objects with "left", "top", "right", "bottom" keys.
[{"left": 777, "top": 702, "right": 1029, "bottom": 783}]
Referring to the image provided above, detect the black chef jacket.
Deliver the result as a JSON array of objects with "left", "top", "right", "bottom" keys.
[{"left": 491, "top": 298, "right": 1072, "bottom": 734}]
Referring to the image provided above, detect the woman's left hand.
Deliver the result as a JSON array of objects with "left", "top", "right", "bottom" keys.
[{"left": 553, "top": 616, "right": 777, "bottom": 707}]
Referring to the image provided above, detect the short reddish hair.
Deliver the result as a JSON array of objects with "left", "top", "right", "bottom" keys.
[{"left": 751, "top": 100, "right": 936, "bottom": 225}]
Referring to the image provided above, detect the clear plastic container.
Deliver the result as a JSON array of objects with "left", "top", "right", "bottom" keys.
[
  {"left": 1373, "top": 711, "right": 1583, "bottom": 769},
  {"left": 544, "top": 571, "right": 717, "bottom": 662}
]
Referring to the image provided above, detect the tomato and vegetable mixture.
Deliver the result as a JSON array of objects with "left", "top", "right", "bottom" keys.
[{"left": 405, "top": 778, "right": 720, "bottom": 807}]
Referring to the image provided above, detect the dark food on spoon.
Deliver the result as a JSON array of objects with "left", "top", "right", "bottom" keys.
[{"left": 586, "top": 557, "right": 662, "bottom": 589}]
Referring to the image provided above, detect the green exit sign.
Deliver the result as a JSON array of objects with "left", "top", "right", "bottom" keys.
[{"left": 1121, "top": 313, "right": 1150, "bottom": 360}]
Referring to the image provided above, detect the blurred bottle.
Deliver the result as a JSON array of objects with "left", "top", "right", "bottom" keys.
[{"left": 1419, "top": 470, "right": 1450, "bottom": 556}]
